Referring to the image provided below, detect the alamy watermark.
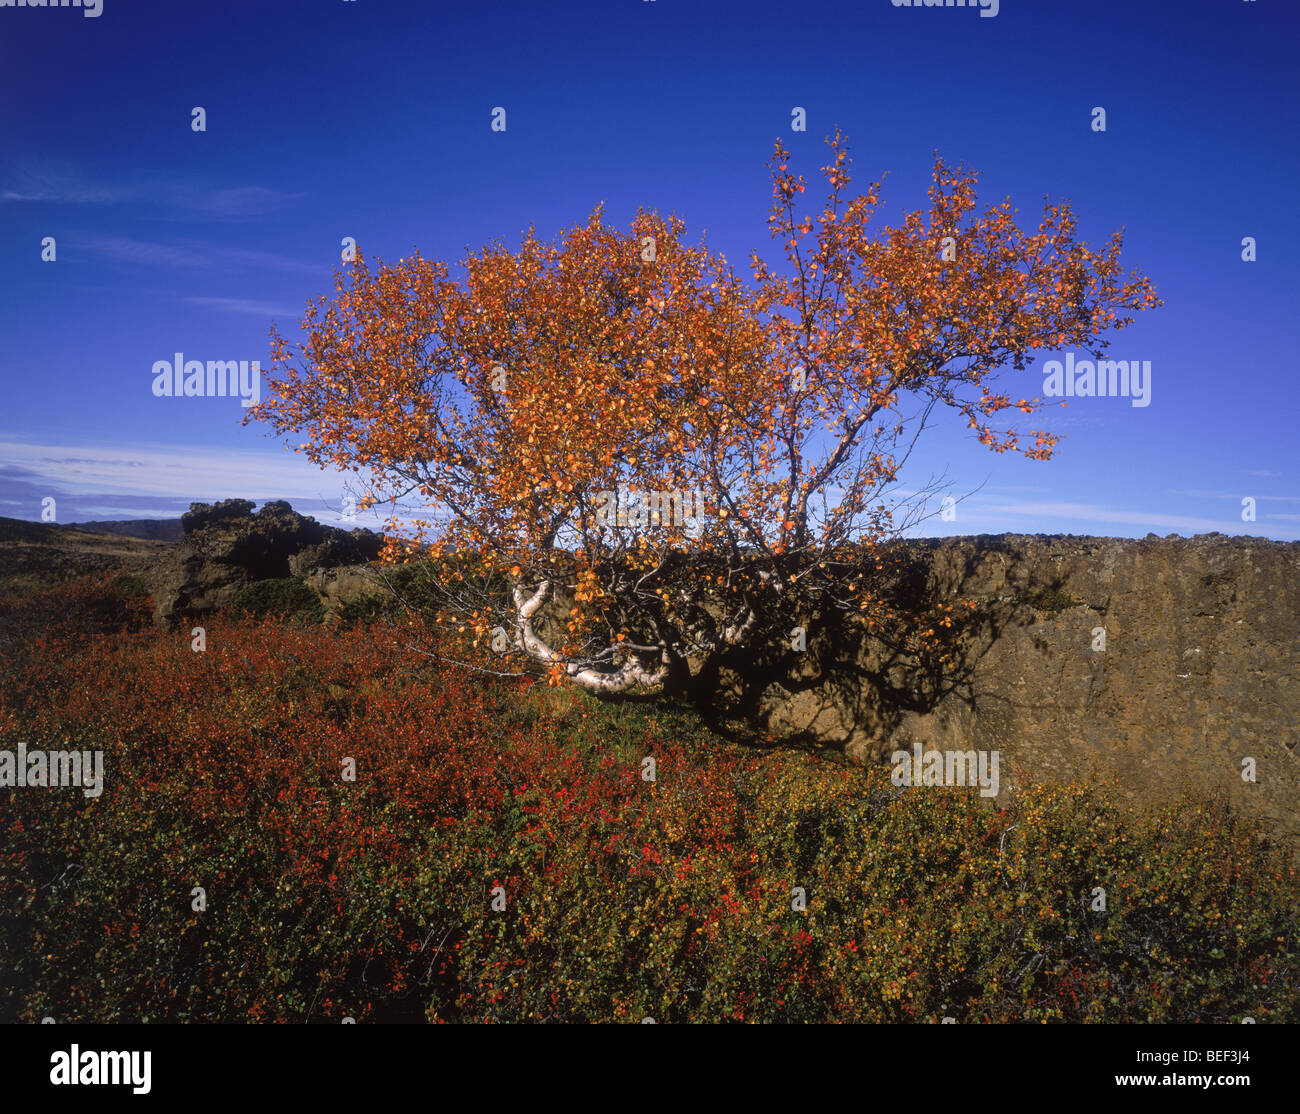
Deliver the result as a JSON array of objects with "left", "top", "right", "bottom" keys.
[
  {"left": 0, "top": 743, "right": 104, "bottom": 798},
  {"left": 152, "top": 353, "right": 261, "bottom": 408},
  {"left": 1042, "top": 352, "right": 1152, "bottom": 408},
  {"left": 0, "top": 0, "right": 102, "bottom": 16},
  {"left": 891, "top": 743, "right": 1000, "bottom": 798},
  {"left": 50, "top": 1046, "right": 150, "bottom": 1094},
  {"left": 593, "top": 484, "right": 705, "bottom": 538},
  {"left": 891, "top": 0, "right": 999, "bottom": 17}
]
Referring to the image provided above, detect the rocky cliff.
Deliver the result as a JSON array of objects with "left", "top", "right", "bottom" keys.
[
  {"left": 733, "top": 533, "right": 1300, "bottom": 854},
  {"left": 146, "top": 498, "right": 383, "bottom": 627}
]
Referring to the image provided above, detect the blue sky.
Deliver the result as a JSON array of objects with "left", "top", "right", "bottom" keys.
[{"left": 1, "top": 0, "right": 1296, "bottom": 539}]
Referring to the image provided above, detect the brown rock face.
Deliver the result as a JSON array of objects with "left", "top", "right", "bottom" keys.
[
  {"left": 147, "top": 499, "right": 382, "bottom": 627},
  {"left": 724, "top": 533, "right": 1299, "bottom": 853}
]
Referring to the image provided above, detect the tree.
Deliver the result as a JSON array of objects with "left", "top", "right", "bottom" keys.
[{"left": 245, "top": 130, "right": 1160, "bottom": 696}]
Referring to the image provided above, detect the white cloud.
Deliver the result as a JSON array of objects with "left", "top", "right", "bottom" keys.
[
  {"left": 966, "top": 500, "right": 1299, "bottom": 538},
  {"left": 1169, "top": 489, "right": 1300, "bottom": 504},
  {"left": 184, "top": 296, "right": 304, "bottom": 318},
  {"left": 74, "top": 234, "right": 322, "bottom": 278},
  {"left": 79, "top": 236, "right": 212, "bottom": 268},
  {"left": 0, "top": 438, "right": 400, "bottom": 530},
  {"left": 0, "top": 160, "right": 303, "bottom": 219},
  {"left": 0, "top": 437, "right": 338, "bottom": 497}
]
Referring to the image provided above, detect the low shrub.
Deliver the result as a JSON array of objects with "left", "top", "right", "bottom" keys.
[
  {"left": 0, "top": 576, "right": 1296, "bottom": 1023},
  {"left": 1015, "top": 585, "right": 1079, "bottom": 617},
  {"left": 332, "top": 591, "right": 403, "bottom": 630},
  {"left": 231, "top": 576, "right": 325, "bottom": 624}
]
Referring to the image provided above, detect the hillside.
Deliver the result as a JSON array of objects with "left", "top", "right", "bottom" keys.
[
  {"left": 66, "top": 517, "right": 185, "bottom": 542},
  {"left": 0, "top": 516, "right": 174, "bottom": 591}
]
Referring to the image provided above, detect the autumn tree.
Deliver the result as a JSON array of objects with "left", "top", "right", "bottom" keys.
[{"left": 246, "top": 130, "right": 1159, "bottom": 696}]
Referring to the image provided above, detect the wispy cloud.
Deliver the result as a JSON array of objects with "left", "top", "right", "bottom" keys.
[
  {"left": 179, "top": 185, "right": 305, "bottom": 219},
  {"left": 970, "top": 500, "right": 1298, "bottom": 538},
  {"left": 72, "top": 234, "right": 322, "bottom": 276},
  {"left": 183, "top": 296, "right": 304, "bottom": 318},
  {"left": 217, "top": 247, "right": 325, "bottom": 275},
  {"left": 1169, "top": 489, "right": 1300, "bottom": 504},
  {"left": 78, "top": 236, "right": 213, "bottom": 268},
  {"left": 0, "top": 438, "right": 333, "bottom": 500},
  {"left": 0, "top": 438, "right": 396, "bottom": 531},
  {"left": 0, "top": 161, "right": 141, "bottom": 205},
  {"left": 1, "top": 159, "right": 303, "bottom": 220}
]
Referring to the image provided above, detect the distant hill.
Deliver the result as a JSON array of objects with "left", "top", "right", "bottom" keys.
[
  {"left": 67, "top": 518, "right": 184, "bottom": 542},
  {"left": 0, "top": 516, "right": 174, "bottom": 591}
]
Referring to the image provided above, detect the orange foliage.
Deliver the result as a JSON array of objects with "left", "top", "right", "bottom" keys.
[{"left": 245, "top": 132, "right": 1159, "bottom": 692}]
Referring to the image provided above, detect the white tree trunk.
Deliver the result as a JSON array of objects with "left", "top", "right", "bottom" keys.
[{"left": 511, "top": 580, "right": 670, "bottom": 694}]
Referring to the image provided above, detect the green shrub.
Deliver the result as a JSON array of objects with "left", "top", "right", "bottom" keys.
[
  {"left": 1015, "top": 585, "right": 1079, "bottom": 616},
  {"left": 110, "top": 573, "right": 150, "bottom": 598},
  {"left": 230, "top": 576, "right": 324, "bottom": 623},
  {"left": 379, "top": 558, "right": 508, "bottom": 617},
  {"left": 333, "top": 592, "right": 402, "bottom": 629}
]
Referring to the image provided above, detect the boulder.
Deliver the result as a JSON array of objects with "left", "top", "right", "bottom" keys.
[
  {"left": 147, "top": 499, "right": 382, "bottom": 627},
  {"left": 180, "top": 498, "right": 255, "bottom": 535}
]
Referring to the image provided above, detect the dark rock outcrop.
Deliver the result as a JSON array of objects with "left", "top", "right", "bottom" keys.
[
  {"left": 147, "top": 499, "right": 382, "bottom": 626},
  {"left": 181, "top": 498, "right": 256, "bottom": 535}
]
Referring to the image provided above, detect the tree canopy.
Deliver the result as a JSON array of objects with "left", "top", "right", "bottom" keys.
[{"left": 247, "top": 130, "right": 1160, "bottom": 694}]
